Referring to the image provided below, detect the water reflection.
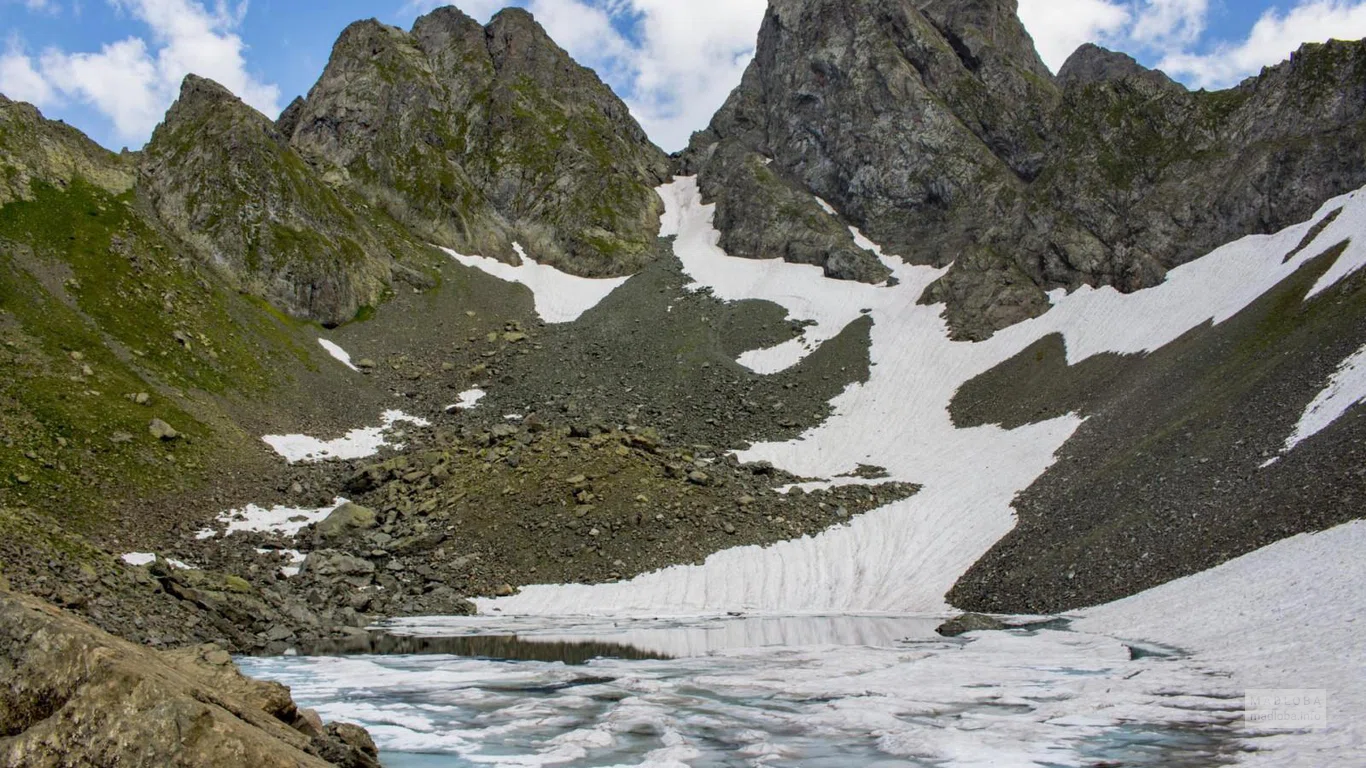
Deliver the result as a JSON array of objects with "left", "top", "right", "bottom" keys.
[{"left": 296, "top": 632, "right": 671, "bottom": 664}]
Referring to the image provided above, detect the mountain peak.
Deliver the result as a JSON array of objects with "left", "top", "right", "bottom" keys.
[
  {"left": 289, "top": 2, "right": 669, "bottom": 278},
  {"left": 1057, "top": 43, "right": 1181, "bottom": 92}
]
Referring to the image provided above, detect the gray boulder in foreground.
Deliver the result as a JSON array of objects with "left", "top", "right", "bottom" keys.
[{"left": 0, "top": 590, "right": 379, "bottom": 767}]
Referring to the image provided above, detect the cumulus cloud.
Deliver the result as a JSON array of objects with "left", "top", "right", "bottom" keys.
[
  {"left": 1130, "top": 0, "right": 1210, "bottom": 46},
  {"left": 1159, "top": 0, "right": 1366, "bottom": 89},
  {"left": 4, "top": 0, "right": 279, "bottom": 146},
  {"left": 1017, "top": 0, "right": 1131, "bottom": 71},
  {"left": 1, "top": 43, "right": 56, "bottom": 105}
]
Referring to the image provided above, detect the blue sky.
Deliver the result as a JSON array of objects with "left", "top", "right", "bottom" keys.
[{"left": 4, "top": 0, "right": 1366, "bottom": 152}]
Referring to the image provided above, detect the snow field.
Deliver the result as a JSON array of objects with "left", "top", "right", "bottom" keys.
[
  {"left": 443, "top": 243, "right": 630, "bottom": 324},
  {"left": 482, "top": 178, "right": 1366, "bottom": 617}
]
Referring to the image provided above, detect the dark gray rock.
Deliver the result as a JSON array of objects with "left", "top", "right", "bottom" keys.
[
  {"left": 287, "top": 7, "right": 670, "bottom": 278},
  {"left": 935, "top": 612, "right": 1007, "bottom": 636},
  {"left": 685, "top": 0, "right": 1366, "bottom": 340}
]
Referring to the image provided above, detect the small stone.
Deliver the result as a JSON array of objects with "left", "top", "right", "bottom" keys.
[
  {"left": 495, "top": 584, "right": 516, "bottom": 597},
  {"left": 723, "top": 522, "right": 737, "bottom": 535},
  {"left": 148, "top": 419, "right": 179, "bottom": 441},
  {"left": 935, "top": 613, "right": 1008, "bottom": 637},
  {"left": 14, "top": 474, "right": 31, "bottom": 485},
  {"left": 355, "top": 358, "right": 377, "bottom": 370},
  {"left": 686, "top": 471, "right": 710, "bottom": 486}
]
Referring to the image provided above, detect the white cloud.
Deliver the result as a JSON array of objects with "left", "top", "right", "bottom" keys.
[
  {"left": 403, "top": 0, "right": 504, "bottom": 21},
  {"left": 1, "top": 44, "right": 56, "bottom": 105},
  {"left": 5, "top": 0, "right": 279, "bottom": 146},
  {"left": 1131, "top": 0, "right": 1210, "bottom": 46},
  {"left": 1160, "top": 0, "right": 1366, "bottom": 89},
  {"left": 1017, "top": 0, "right": 1131, "bottom": 71}
]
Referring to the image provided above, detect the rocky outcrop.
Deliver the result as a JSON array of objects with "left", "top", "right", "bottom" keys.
[
  {"left": 139, "top": 75, "right": 434, "bottom": 326},
  {"left": 687, "top": 0, "right": 1366, "bottom": 339},
  {"left": 682, "top": 0, "right": 1057, "bottom": 288},
  {"left": 287, "top": 7, "right": 671, "bottom": 277},
  {"left": 0, "top": 95, "right": 134, "bottom": 206},
  {"left": 0, "top": 590, "right": 379, "bottom": 767}
]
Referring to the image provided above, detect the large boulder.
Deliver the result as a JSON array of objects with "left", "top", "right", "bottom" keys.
[
  {"left": 0, "top": 591, "right": 379, "bottom": 767},
  {"left": 314, "top": 503, "right": 378, "bottom": 542}
]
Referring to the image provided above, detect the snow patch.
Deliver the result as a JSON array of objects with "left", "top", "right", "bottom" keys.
[
  {"left": 317, "top": 339, "right": 359, "bottom": 372},
  {"left": 258, "top": 548, "right": 307, "bottom": 577},
  {"left": 263, "top": 411, "right": 429, "bottom": 464},
  {"left": 443, "top": 243, "right": 630, "bottom": 324},
  {"left": 1279, "top": 342, "right": 1366, "bottom": 455},
  {"left": 446, "top": 388, "right": 486, "bottom": 412},
  {"left": 121, "top": 553, "right": 194, "bottom": 570},
  {"left": 814, "top": 196, "right": 838, "bottom": 216},
  {"left": 481, "top": 178, "right": 1366, "bottom": 619},
  {"left": 211, "top": 498, "right": 349, "bottom": 539}
]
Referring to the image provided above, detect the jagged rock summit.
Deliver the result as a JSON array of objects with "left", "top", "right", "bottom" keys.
[
  {"left": 285, "top": 6, "right": 671, "bottom": 278},
  {"left": 140, "top": 75, "right": 433, "bottom": 327},
  {"left": 686, "top": 0, "right": 1366, "bottom": 339}
]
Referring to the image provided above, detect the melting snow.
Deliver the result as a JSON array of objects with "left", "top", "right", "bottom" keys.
[
  {"left": 1079, "top": 520, "right": 1366, "bottom": 765},
  {"left": 317, "top": 339, "right": 359, "bottom": 372},
  {"left": 263, "top": 411, "right": 429, "bottom": 464},
  {"left": 120, "top": 553, "right": 194, "bottom": 570},
  {"left": 243, "top": 616, "right": 1238, "bottom": 767},
  {"left": 209, "top": 498, "right": 350, "bottom": 539},
  {"left": 1279, "top": 342, "right": 1366, "bottom": 455},
  {"left": 446, "top": 388, "right": 486, "bottom": 411},
  {"left": 443, "top": 243, "right": 630, "bottom": 324},
  {"left": 257, "top": 547, "right": 308, "bottom": 577},
  {"left": 482, "top": 178, "right": 1366, "bottom": 618}
]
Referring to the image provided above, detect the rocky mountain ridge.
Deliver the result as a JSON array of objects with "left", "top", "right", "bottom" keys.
[
  {"left": 286, "top": 6, "right": 671, "bottom": 281},
  {"left": 685, "top": 0, "right": 1366, "bottom": 339}
]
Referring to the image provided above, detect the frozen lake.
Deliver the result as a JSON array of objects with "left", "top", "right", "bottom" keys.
[{"left": 240, "top": 615, "right": 1242, "bottom": 767}]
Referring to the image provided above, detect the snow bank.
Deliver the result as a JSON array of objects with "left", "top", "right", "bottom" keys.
[
  {"left": 443, "top": 243, "right": 630, "bottom": 324},
  {"left": 482, "top": 178, "right": 1366, "bottom": 618},
  {"left": 1280, "top": 342, "right": 1366, "bottom": 454},
  {"left": 263, "top": 411, "right": 429, "bottom": 464},
  {"left": 317, "top": 339, "right": 359, "bottom": 372},
  {"left": 206, "top": 498, "right": 350, "bottom": 539},
  {"left": 1079, "top": 520, "right": 1366, "bottom": 765}
]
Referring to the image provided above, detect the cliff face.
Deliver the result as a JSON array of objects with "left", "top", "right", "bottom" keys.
[
  {"left": 0, "top": 95, "right": 135, "bottom": 208},
  {"left": 686, "top": 0, "right": 1366, "bottom": 339},
  {"left": 139, "top": 76, "right": 434, "bottom": 327},
  {"left": 287, "top": 7, "right": 671, "bottom": 278}
]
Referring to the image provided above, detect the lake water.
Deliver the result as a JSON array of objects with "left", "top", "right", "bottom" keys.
[{"left": 239, "top": 615, "right": 1244, "bottom": 767}]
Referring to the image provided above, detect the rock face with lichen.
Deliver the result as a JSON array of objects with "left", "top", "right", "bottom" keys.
[
  {"left": 139, "top": 75, "right": 436, "bottom": 327},
  {"left": 684, "top": 0, "right": 1366, "bottom": 339},
  {"left": 0, "top": 590, "right": 379, "bottom": 767},
  {"left": 0, "top": 95, "right": 135, "bottom": 207},
  {"left": 286, "top": 6, "right": 671, "bottom": 278}
]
